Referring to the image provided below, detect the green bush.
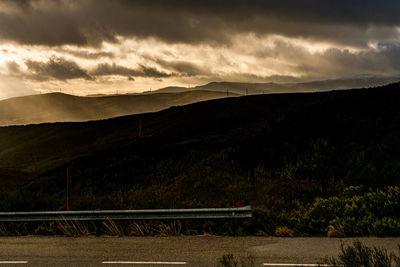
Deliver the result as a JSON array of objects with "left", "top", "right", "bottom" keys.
[{"left": 301, "top": 186, "right": 400, "bottom": 236}]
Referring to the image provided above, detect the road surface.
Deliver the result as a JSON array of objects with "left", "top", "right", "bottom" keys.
[{"left": 0, "top": 236, "right": 399, "bottom": 266}]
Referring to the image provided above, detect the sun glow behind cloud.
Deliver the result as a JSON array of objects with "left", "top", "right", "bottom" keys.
[
  {"left": 1, "top": 0, "right": 400, "bottom": 98},
  {"left": 0, "top": 33, "right": 395, "bottom": 96}
]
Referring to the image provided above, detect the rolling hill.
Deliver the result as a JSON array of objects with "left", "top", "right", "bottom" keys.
[
  {"left": 152, "top": 75, "right": 400, "bottom": 95},
  {"left": 0, "top": 90, "right": 236, "bottom": 126},
  {"left": 1, "top": 82, "right": 400, "bottom": 217}
]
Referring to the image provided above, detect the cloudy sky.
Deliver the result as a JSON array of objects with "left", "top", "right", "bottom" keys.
[{"left": 0, "top": 0, "right": 400, "bottom": 98}]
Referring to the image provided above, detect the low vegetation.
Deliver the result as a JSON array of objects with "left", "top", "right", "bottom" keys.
[
  {"left": 218, "top": 254, "right": 255, "bottom": 267},
  {"left": 299, "top": 186, "right": 400, "bottom": 236},
  {"left": 0, "top": 219, "right": 237, "bottom": 237},
  {"left": 322, "top": 240, "right": 400, "bottom": 267}
]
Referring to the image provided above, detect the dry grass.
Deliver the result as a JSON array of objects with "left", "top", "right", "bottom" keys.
[
  {"left": 0, "top": 224, "right": 9, "bottom": 236},
  {"left": 0, "top": 223, "right": 30, "bottom": 236},
  {"left": 0, "top": 219, "right": 199, "bottom": 237},
  {"left": 33, "top": 222, "right": 57, "bottom": 235},
  {"left": 155, "top": 221, "right": 182, "bottom": 236},
  {"left": 56, "top": 217, "right": 90, "bottom": 237},
  {"left": 128, "top": 221, "right": 182, "bottom": 236},
  {"left": 327, "top": 225, "right": 345, "bottom": 238},
  {"left": 102, "top": 217, "right": 124, "bottom": 237},
  {"left": 128, "top": 222, "right": 153, "bottom": 236}
]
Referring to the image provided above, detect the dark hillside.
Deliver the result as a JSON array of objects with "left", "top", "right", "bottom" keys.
[{"left": 1, "top": 83, "right": 400, "bottom": 234}]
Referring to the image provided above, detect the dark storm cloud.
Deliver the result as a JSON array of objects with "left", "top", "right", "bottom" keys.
[
  {"left": 321, "top": 44, "right": 400, "bottom": 75},
  {"left": 25, "top": 56, "right": 93, "bottom": 81},
  {"left": 1, "top": 0, "right": 400, "bottom": 47},
  {"left": 6, "top": 61, "right": 21, "bottom": 73},
  {"left": 91, "top": 63, "right": 172, "bottom": 78},
  {"left": 260, "top": 40, "right": 400, "bottom": 77},
  {"left": 0, "top": 7, "right": 87, "bottom": 46}
]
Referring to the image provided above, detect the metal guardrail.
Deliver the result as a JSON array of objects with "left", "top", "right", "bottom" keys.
[{"left": 0, "top": 206, "right": 252, "bottom": 222}]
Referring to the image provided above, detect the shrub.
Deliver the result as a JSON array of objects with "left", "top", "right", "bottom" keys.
[
  {"left": 301, "top": 186, "right": 400, "bottom": 236},
  {"left": 218, "top": 254, "right": 255, "bottom": 267},
  {"left": 322, "top": 240, "right": 400, "bottom": 267},
  {"left": 274, "top": 226, "right": 294, "bottom": 237},
  {"left": 219, "top": 254, "right": 238, "bottom": 267},
  {"left": 327, "top": 225, "right": 345, "bottom": 238}
]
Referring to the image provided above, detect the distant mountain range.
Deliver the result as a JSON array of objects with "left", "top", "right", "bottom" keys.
[
  {"left": 0, "top": 90, "right": 236, "bottom": 126},
  {"left": 151, "top": 75, "right": 400, "bottom": 95},
  {"left": 2, "top": 75, "right": 400, "bottom": 127}
]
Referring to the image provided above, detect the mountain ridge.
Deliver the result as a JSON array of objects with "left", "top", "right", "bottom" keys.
[{"left": 151, "top": 75, "right": 400, "bottom": 95}]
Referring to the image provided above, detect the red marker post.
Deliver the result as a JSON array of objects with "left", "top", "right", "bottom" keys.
[{"left": 66, "top": 167, "right": 71, "bottom": 211}]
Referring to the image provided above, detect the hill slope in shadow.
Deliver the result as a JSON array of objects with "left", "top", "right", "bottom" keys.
[
  {"left": 1, "top": 83, "right": 400, "bottom": 213},
  {"left": 0, "top": 90, "right": 235, "bottom": 126}
]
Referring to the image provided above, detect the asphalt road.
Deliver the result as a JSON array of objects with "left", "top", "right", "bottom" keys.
[{"left": 0, "top": 236, "right": 399, "bottom": 266}]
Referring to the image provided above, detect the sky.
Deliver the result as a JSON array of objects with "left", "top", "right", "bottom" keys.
[{"left": 0, "top": 0, "right": 400, "bottom": 98}]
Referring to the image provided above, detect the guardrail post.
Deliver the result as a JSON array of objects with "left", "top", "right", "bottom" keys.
[
  {"left": 96, "top": 221, "right": 101, "bottom": 237},
  {"left": 66, "top": 167, "right": 71, "bottom": 211},
  {"left": 233, "top": 218, "right": 238, "bottom": 237}
]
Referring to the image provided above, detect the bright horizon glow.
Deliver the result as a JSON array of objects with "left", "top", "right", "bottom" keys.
[
  {"left": 1, "top": 1, "right": 400, "bottom": 98},
  {"left": 0, "top": 34, "right": 378, "bottom": 98}
]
